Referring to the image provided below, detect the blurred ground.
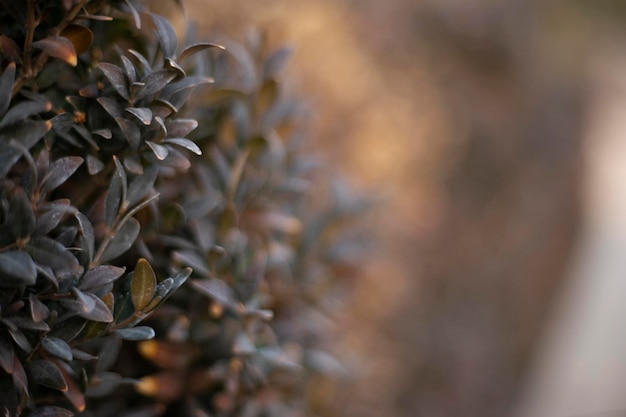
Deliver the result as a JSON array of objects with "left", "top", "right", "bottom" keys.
[{"left": 179, "top": 1, "right": 626, "bottom": 416}]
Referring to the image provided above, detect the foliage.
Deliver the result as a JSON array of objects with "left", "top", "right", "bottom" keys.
[{"left": 0, "top": 1, "right": 366, "bottom": 416}]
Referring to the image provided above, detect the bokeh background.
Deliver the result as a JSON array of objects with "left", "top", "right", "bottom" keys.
[{"left": 173, "top": 1, "right": 626, "bottom": 416}]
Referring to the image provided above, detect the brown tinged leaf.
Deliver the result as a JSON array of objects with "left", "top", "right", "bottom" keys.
[
  {"left": 26, "top": 359, "right": 68, "bottom": 392},
  {"left": 0, "top": 36, "right": 21, "bottom": 63},
  {"left": 0, "top": 62, "right": 15, "bottom": 116},
  {"left": 32, "top": 37, "right": 77, "bottom": 67},
  {"left": 135, "top": 372, "right": 184, "bottom": 401},
  {"left": 60, "top": 24, "right": 93, "bottom": 54},
  {"left": 131, "top": 258, "right": 157, "bottom": 311}
]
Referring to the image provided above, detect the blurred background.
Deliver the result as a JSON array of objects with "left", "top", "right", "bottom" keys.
[{"left": 177, "top": 1, "right": 626, "bottom": 416}]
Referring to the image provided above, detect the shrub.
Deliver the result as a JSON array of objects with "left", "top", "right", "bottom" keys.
[{"left": 0, "top": 1, "right": 367, "bottom": 416}]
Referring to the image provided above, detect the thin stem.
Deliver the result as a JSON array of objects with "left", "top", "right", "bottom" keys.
[{"left": 12, "top": 0, "right": 89, "bottom": 96}]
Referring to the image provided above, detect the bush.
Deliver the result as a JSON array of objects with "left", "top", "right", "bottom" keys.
[{"left": 0, "top": 1, "right": 367, "bottom": 416}]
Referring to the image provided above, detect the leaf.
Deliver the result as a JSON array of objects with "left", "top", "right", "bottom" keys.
[
  {"left": 29, "top": 293, "right": 50, "bottom": 322},
  {"left": 127, "top": 166, "right": 158, "bottom": 207},
  {"left": 32, "top": 36, "right": 77, "bottom": 67},
  {"left": 41, "top": 156, "right": 83, "bottom": 195},
  {"left": 128, "top": 50, "right": 151, "bottom": 75},
  {"left": 86, "top": 154, "right": 104, "bottom": 175},
  {"left": 150, "top": 13, "right": 177, "bottom": 58},
  {"left": 96, "top": 97, "right": 123, "bottom": 119},
  {"left": 61, "top": 24, "right": 93, "bottom": 54},
  {"left": 161, "top": 76, "right": 213, "bottom": 98},
  {"left": 0, "top": 62, "right": 15, "bottom": 116},
  {"left": 189, "top": 279, "right": 236, "bottom": 306},
  {"left": 178, "top": 42, "right": 224, "bottom": 62},
  {"left": 124, "top": 0, "right": 141, "bottom": 28},
  {"left": 8, "top": 327, "right": 32, "bottom": 352},
  {"left": 8, "top": 187, "right": 35, "bottom": 240},
  {"left": 48, "top": 317, "right": 86, "bottom": 343},
  {"left": 0, "top": 99, "right": 52, "bottom": 129},
  {"left": 115, "top": 117, "right": 141, "bottom": 148},
  {"left": 165, "top": 118, "right": 197, "bottom": 138},
  {"left": 26, "top": 359, "right": 68, "bottom": 391},
  {"left": 41, "top": 338, "right": 73, "bottom": 362},
  {"left": 164, "top": 138, "right": 202, "bottom": 155},
  {"left": 0, "top": 330, "right": 14, "bottom": 373},
  {"left": 146, "top": 141, "right": 169, "bottom": 160},
  {"left": 134, "top": 70, "right": 177, "bottom": 102},
  {"left": 98, "top": 63, "right": 129, "bottom": 100},
  {"left": 103, "top": 157, "right": 125, "bottom": 226},
  {"left": 81, "top": 294, "right": 114, "bottom": 323},
  {"left": 93, "top": 128, "right": 112, "bottom": 139},
  {"left": 27, "top": 406, "right": 74, "bottom": 417},
  {"left": 120, "top": 55, "right": 137, "bottom": 83},
  {"left": 263, "top": 46, "right": 294, "bottom": 78},
  {"left": 27, "top": 236, "right": 80, "bottom": 274},
  {"left": 131, "top": 258, "right": 156, "bottom": 311},
  {"left": 12, "top": 353, "right": 28, "bottom": 394},
  {"left": 75, "top": 212, "right": 95, "bottom": 261},
  {"left": 0, "top": 250, "right": 37, "bottom": 286},
  {"left": 0, "top": 36, "right": 21, "bottom": 64},
  {"left": 0, "top": 119, "right": 51, "bottom": 149},
  {"left": 79, "top": 265, "right": 125, "bottom": 291},
  {"left": 99, "top": 217, "right": 140, "bottom": 263},
  {"left": 34, "top": 200, "right": 73, "bottom": 235},
  {"left": 72, "top": 287, "right": 95, "bottom": 314},
  {"left": 126, "top": 107, "right": 152, "bottom": 125},
  {"left": 4, "top": 316, "right": 49, "bottom": 331},
  {"left": 113, "top": 326, "right": 155, "bottom": 341}
]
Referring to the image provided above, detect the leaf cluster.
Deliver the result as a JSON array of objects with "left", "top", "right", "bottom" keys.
[{"left": 0, "top": 1, "right": 368, "bottom": 417}]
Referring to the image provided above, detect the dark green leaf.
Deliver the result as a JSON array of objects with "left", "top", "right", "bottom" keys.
[
  {"left": 128, "top": 50, "right": 151, "bottom": 75},
  {"left": 164, "top": 58, "right": 185, "bottom": 78},
  {"left": 150, "top": 13, "right": 177, "bottom": 58},
  {"left": 98, "top": 63, "right": 128, "bottom": 100},
  {"left": 0, "top": 330, "right": 14, "bottom": 373},
  {"left": 146, "top": 141, "right": 169, "bottom": 160},
  {"left": 4, "top": 316, "right": 49, "bottom": 331},
  {"left": 0, "top": 62, "right": 15, "bottom": 116},
  {"left": 27, "top": 406, "right": 74, "bottom": 417},
  {"left": 0, "top": 99, "right": 51, "bottom": 129},
  {"left": 0, "top": 119, "right": 51, "bottom": 148},
  {"left": 75, "top": 212, "right": 94, "bottom": 261},
  {"left": 178, "top": 42, "right": 224, "bottom": 62},
  {"left": 41, "top": 337, "right": 73, "bottom": 362},
  {"left": 131, "top": 258, "right": 156, "bottom": 311},
  {"left": 93, "top": 128, "right": 112, "bottom": 139},
  {"left": 165, "top": 118, "right": 197, "bottom": 138},
  {"left": 96, "top": 97, "right": 123, "bottom": 119},
  {"left": 34, "top": 200, "right": 73, "bottom": 235},
  {"left": 125, "top": 107, "right": 152, "bottom": 125},
  {"left": 100, "top": 217, "right": 140, "bottom": 263},
  {"left": 115, "top": 117, "right": 140, "bottom": 148},
  {"left": 86, "top": 154, "right": 104, "bottom": 175},
  {"left": 48, "top": 317, "right": 86, "bottom": 342},
  {"left": 103, "top": 158, "right": 124, "bottom": 226},
  {"left": 72, "top": 287, "right": 95, "bottom": 314},
  {"left": 164, "top": 138, "right": 201, "bottom": 155},
  {"left": 71, "top": 349, "right": 97, "bottom": 361},
  {"left": 12, "top": 353, "right": 28, "bottom": 393},
  {"left": 8, "top": 327, "right": 32, "bottom": 352},
  {"left": 26, "top": 359, "right": 68, "bottom": 391},
  {"left": 126, "top": 166, "right": 158, "bottom": 207},
  {"left": 189, "top": 279, "right": 235, "bottom": 306},
  {"left": 113, "top": 326, "right": 155, "bottom": 341},
  {"left": 32, "top": 36, "right": 77, "bottom": 67},
  {"left": 50, "top": 112, "right": 74, "bottom": 133},
  {"left": 41, "top": 156, "right": 83, "bottom": 195},
  {"left": 0, "top": 250, "right": 37, "bottom": 286},
  {"left": 123, "top": 0, "right": 141, "bottom": 28},
  {"left": 134, "top": 70, "right": 177, "bottom": 102},
  {"left": 72, "top": 288, "right": 113, "bottom": 322},
  {"left": 120, "top": 55, "right": 137, "bottom": 83},
  {"left": 161, "top": 76, "right": 213, "bottom": 98},
  {"left": 8, "top": 187, "right": 35, "bottom": 240},
  {"left": 29, "top": 293, "right": 50, "bottom": 322},
  {"left": 26, "top": 236, "right": 80, "bottom": 274},
  {"left": 0, "top": 146, "right": 21, "bottom": 177},
  {"left": 79, "top": 265, "right": 125, "bottom": 291}
]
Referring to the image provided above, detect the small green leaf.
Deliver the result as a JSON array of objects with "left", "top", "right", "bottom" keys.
[
  {"left": 26, "top": 359, "right": 68, "bottom": 391},
  {"left": 113, "top": 326, "right": 155, "bottom": 341},
  {"left": 131, "top": 258, "right": 156, "bottom": 311},
  {"left": 41, "top": 337, "right": 73, "bottom": 362}
]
